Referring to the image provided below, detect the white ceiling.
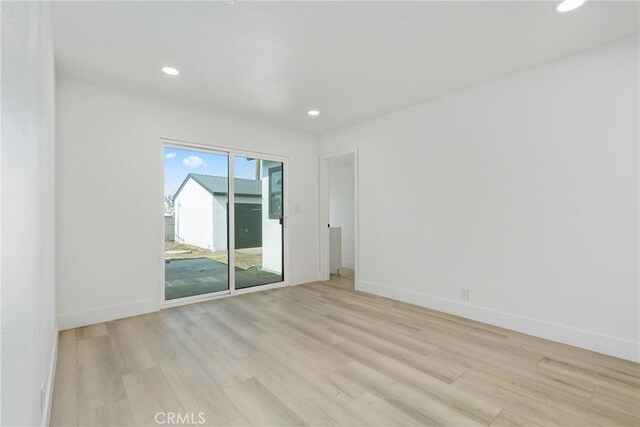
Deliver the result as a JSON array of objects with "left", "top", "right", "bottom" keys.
[{"left": 52, "top": 1, "right": 639, "bottom": 135}]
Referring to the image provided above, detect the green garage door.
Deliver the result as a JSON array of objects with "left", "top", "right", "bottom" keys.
[{"left": 235, "top": 203, "right": 262, "bottom": 249}]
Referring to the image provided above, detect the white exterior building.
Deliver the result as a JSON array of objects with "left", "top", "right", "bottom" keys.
[
  {"left": 173, "top": 167, "right": 283, "bottom": 274},
  {"left": 174, "top": 174, "right": 261, "bottom": 251}
]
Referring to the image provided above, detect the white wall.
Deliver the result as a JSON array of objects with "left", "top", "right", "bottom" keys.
[
  {"left": 329, "top": 154, "right": 355, "bottom": 269},
  {"left": 56, "top": 77, "right": 320, "bottom": 329},
  {"left": 261, "top": 160, "right": 283, "bottom": 273},
  {"left": 1, "top": 2, "right": 57, "bottom": 425},
  {"left": 320, "top": 35, "right": 640, "bottom": 362},
  {"left": 174, "top": 178, "right": 214, "bottom": 250},
  {"left": 212, "top": 193, "right": 229, "bottom": 252}
]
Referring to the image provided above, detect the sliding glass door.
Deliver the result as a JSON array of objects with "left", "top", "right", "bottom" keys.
[
  {"left": 164, "top": 146, "right": 230, "bottom": 300},
  {"left": 163, "top": 144, "right": 284, "bottom": 302}
]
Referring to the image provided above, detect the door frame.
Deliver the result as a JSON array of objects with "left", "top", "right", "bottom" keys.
[
  {"left": 160, "top": 137, "right": 290, "bottom": 308},
  {"left": 319, "top": 148, "right": 359, "bottom": 285}
]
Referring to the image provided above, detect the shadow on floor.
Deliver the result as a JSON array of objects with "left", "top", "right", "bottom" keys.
[{"left": 165, "top": 257, "right": 282, "bottom": 300}]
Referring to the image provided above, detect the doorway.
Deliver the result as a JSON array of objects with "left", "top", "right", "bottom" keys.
[
  {"left": 320, "top": 150, "right": 358, "bottom": 284},
  {"left": 163, "top": 141, "right": 286, "bottom": 304}
]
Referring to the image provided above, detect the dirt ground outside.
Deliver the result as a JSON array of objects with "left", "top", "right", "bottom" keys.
[{"left": 165, "top": 241, "right": 262, "bottom": 271}]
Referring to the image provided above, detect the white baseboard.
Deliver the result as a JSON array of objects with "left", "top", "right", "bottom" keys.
[
  {"left": 58, "top": 275, "right": 321, "bottom": 330},
  {"left": 58, "top": 298, "right": 160, "bottom": 330},
  {"left": 357, "top": 280, "right": 640, "bottom": 363},
  {"left": 289, "top": 272, "right": 321, "bottom": 286},
  {"left": 41, "top": 328, "right": 58, "bottom": 427}
]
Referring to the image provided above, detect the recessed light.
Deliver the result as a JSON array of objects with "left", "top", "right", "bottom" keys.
[
  {"left": 557, "top": 0, "right": 586, "bottom": 12},
  {"left": 162, "top": 66, "right": 180, "bottom": 76},
  {"left": 308, "top": 110, "right": 320, "bottom": 116}
]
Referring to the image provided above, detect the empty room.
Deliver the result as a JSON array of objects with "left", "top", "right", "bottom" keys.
[{"left": 1, "top": 1, "right": 639, "bottom": 426}]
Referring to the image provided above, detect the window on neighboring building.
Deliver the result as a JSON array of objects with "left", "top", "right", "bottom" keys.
[{"left": 268, "top": 165, "right": 283, "bottom": 219}]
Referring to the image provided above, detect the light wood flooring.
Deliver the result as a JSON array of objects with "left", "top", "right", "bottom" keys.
[{"left": 51, "top": 277, "right": 640, "bottom": 426}]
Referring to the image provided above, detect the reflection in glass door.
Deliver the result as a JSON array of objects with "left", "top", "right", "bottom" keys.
[
  {"left": 233, "top": 156, "right": 284, "bottom": 289},
  {"left": 164, "top": 147, "right": 229, "bottom": 300}
]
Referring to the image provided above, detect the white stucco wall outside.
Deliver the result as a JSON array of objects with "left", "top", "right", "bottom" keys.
[
  {"left": 211, "top": 193, "right": 228, "bottom": 252},
  {"left": 174, "top": 178, "right": 214, "bottom": 250},
  {"left": 261, "top": 161, "right": 284, "bottom": 274}
]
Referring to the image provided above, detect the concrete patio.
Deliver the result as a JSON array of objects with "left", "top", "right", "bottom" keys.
[{"left": 164, "top": 257, "right": 282, "bottom": 300}]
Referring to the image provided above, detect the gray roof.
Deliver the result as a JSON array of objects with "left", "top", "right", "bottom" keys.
[{"left": 174, "top": 173, "right": 261, "bottom": 199}]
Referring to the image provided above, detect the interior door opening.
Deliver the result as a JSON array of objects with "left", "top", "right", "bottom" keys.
[{"left": 327, "top": 152, "right": 356, "bottom": 281}]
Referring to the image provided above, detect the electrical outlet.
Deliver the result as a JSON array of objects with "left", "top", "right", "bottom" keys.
[{"left": 459, "top": 287, "right": 469, "bottom": 301}]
